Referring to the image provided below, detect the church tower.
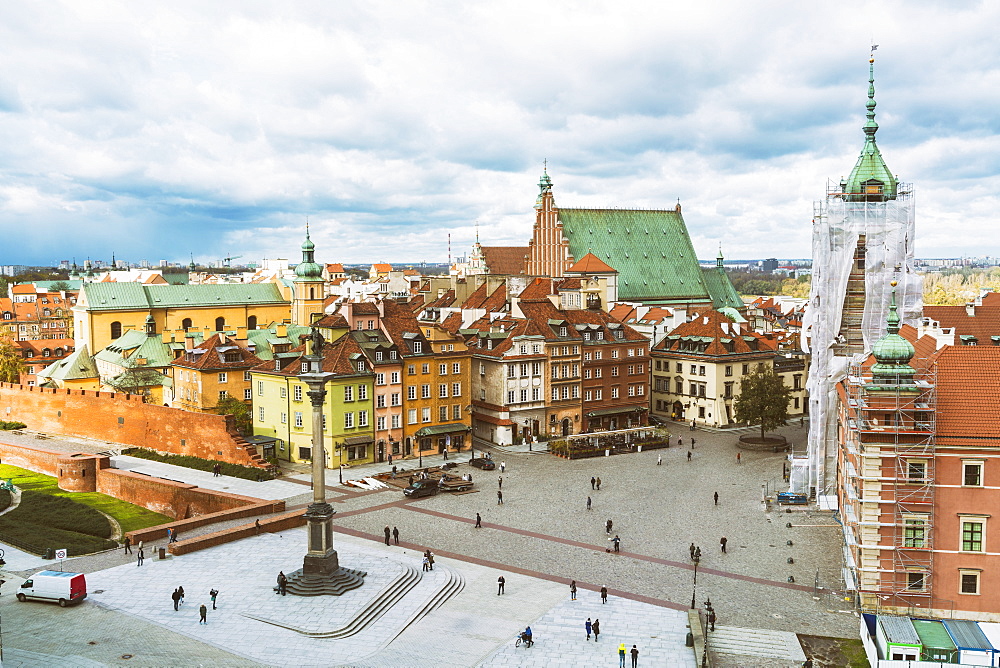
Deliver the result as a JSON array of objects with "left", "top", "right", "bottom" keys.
[
  {"left": 293, "top": 226, "right": 326, "bottom": 326},
  {"left": 525, "top": 165, "right": 574, "bottom": 277},
  {"left": 802, "top": 52, "right": 922, "bottom": 497}
]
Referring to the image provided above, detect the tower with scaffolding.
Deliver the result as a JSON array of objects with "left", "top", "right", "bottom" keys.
[
  {"left": 838, "top": 283, "right": 936, "bottom": 614},
  {"left": 801, "top": 51, "right": 923, "bottom": 499}
]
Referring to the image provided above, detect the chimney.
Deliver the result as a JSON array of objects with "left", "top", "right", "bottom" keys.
[
  {"left": 966, "top": 302, "right": 976, "bottom": 317},
  {"left": 185, "top": 335, "right": 197, "bottom": 351},
  {"left": 237, "top": 326, "right": 247, "bottom": 340},
  {"left": 276, "top": 323, "right": 288, "bottom": 338}
]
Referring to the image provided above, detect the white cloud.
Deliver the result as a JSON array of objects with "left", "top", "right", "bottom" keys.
[{"left": 1, "top": 0, "right": 999, "bottom": 266}]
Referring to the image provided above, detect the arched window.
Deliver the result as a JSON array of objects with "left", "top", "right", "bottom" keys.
[
  {"left": 247, "top": 315, "right": 258, "bottom": 330},
  {"left": 215, "top": 316, "right": 225, "bottom": 332},
  {"left": 2, "top": 312, "right": 11, "bottom": 320},
  {"left": 181, "top": 318, "right": 192, "bottom": 331},
  {"left": 43, "top": 309, "right": 51, "bottom": 317},
  {"left": 110, "top": 321, "right": 122, "bottom": 339},
  {"left": 309, "top": 287, "right": 315, "bottom": 300}
]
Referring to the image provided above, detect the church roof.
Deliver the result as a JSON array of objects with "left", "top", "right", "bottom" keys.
[
  {"left": 480, "top": 246, "right": 528, "bottom": 275},
  {"left": 843, "top": 57, "right": 899, "bottom": 202},
  {"left": 701, "top": 266, "right": 744, "bottom": 310},
  {"left": 567, "top": 252, "right": 616, "bottom": 274},
  {"left": 558, "top": 208, "right": 712, "bottom": 303},
  {"left": 37, "top": 344, "right": 98, "bottom": 382},
  {"left": 80, "top": 282, "right": 287, "bottom": 311}
]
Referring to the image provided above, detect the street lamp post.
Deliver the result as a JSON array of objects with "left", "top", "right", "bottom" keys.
[
  {"left": 691, "top": 550, "right": 700, "bottom": 609},
  {"left": 525, "top": 419, "right": 531, "bottom": 451}
]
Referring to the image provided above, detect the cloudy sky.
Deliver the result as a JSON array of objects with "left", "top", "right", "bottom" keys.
[{"left": 1, "top": 1, "right": 998, "bottom": 268}]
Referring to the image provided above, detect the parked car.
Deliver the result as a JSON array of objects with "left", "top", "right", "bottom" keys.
[
  {"left": 403, "top": 479, "right": 439, "bottom": 498},
  {"left": 17, "top": 571, "right": 87, "bottom": 607},
  {"left": 469, "top": 457, "right": 496, "bottom": 471}
]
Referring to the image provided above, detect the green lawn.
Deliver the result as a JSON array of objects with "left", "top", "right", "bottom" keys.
[{"left": 0, "top": 464, "right": 171, "bottom": 534}]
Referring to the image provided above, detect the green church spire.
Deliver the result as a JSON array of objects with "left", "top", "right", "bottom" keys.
[
  {"left": 843, "top": 53, "right": 898, "bottom": 202},
  {"left": 870, "top": 281, "right": 916, "bottom": 383},
  {"left": 294, "top": 221, "right": 323, "bottom": 281}
]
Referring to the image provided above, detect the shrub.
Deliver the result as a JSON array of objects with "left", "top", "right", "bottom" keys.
[
  {"left": 0, "top": 490, "right": 117, "bottom": 555},
  {"left": 0, "top": 420, "right": 26, "bottom": 430},
  {"left": 0, "top": 488, "right": 11, "bottom": 512},
  {"left": 121, "top": 448, "right": 274, "bottom": 480}
]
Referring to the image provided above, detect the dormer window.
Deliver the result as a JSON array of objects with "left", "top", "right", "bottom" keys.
[
  {"left": 559, "top": 327, "right": 568, "bottom": 337},
  {"left": 390, "top": 350, "right": 397, "bottom": 360},
  {"left": 375, "top": 351, "right": 383, "bottom": 361},
  {"left": 596, "top": 331, "right": 604, "bottom": 340},
  {"left": 615, "top": 330, "right": 624, "bottom": 340},
  {"left": 413, "top": 341, "right": 422, "bottom": 354}
]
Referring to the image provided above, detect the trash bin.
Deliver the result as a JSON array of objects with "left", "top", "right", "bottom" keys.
[
  {"left": 158, "top": 546, "right": 166, "bottom": 560},
  {"left": 43, "top": 548, "right": 54, "bottom": 560},
  {"left": 686, "top": 631, "right": 694, "bottom": 647}
]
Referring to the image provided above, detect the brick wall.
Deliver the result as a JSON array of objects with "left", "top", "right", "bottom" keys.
[
  {"left": 0, "top": 382, "right": 267, "bottom": 467},
  {"left": 165, "top": 510, "right": 306, "bottom": 556},
  {"left": 127, "top": 500, "right": 287, "bottom": 544}
]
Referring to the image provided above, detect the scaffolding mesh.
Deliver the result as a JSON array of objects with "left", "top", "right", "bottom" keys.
[{"left": 801, "top": 182, "right": 921, "bottom": 494}]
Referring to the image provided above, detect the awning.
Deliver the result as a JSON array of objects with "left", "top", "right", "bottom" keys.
[
  {"left": 586, "top": 405, "right": 649, "bottom": 418},
  {"left": 344, "top": 435, "right": 374, "bottom": 445},
  {"left": 414, "top": 423, "right": 471, "bottom": 437}
]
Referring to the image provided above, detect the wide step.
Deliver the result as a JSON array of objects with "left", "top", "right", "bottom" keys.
[{"left": 707, "top": 625, "right": 805, "bottom": 661}]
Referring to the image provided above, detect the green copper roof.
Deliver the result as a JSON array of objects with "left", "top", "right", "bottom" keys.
[
  {"left": 701, "top": 266, "right": 744, "bottom": 310},
  {"left": 246, "top": 325, "right": 310, "bottom": 360},
  {"left": 36, "top": 345, "right": 98, "bottom": 382},
  {"left": 559, "top": 208, "right": 712, "bottom": 302},
  {"left": 294, "top": 230, "right": 323, "bottom": 280},
  {"left": 843, "top": 57, "right": 898, "bottom": 202},
  {"left": 95, "top": 329, "right": 177, "bottom": 368},
  {"left": 872, "top": 283, "right": 915, "bottom": 377},
  {"left": 80, "top": 282, "right": 287, "bottom": 311}
]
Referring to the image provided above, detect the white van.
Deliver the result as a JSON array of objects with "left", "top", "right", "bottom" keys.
[{"left": 17, "top": 570, "right": 87, "bottom": 607}]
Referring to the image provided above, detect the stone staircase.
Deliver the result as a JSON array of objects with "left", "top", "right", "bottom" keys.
[{"left": 707, "top": 625, "right": 806, "bottom": 663}]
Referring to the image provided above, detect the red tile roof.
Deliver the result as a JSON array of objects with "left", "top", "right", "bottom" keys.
[
  {"left": 172, "top": 334, "right": 263, "bottom": 371},
  {"left": 656, "top": 310, "right": 776, "bottom": 357},
  {"left": 480, "top": 246, "right": 528, "bottom": 275},
  {"left": 924, "top": 293, "right": 1000, "bottom": 343},
  {"left": 932, "top": 345, "right": 1000, "bottom": 446},
  {"left": 567, "top": 252, "right": 617, "bottom": 274}
]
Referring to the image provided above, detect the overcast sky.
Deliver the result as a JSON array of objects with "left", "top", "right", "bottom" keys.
[{"left": 1, "top": 1, "right": 998, "bottom": 268}]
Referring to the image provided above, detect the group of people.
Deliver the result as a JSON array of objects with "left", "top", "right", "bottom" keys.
[{"left": 169, "top": 585, "right": 215, "bottom": 624}]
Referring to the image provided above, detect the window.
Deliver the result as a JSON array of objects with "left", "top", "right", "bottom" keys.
[
  {"left": 572, "top": 385, "right": 579, "bottom": 398},
  {"left": 594, "top": 351, "right": 602, "bottom": 360},
  {"left": 906, "top": 572, "right": 926, "bottom": 591},
  {"left": 960, "top": 570, "right": 981, "bottom": 595},
  {"left": 793, "top": 374, "right": 802, "bottom": 390},
  {"left": 520, "top": 363, "right": 529, "bottom": 377},
  {"left": 904, "top": 516, "right": 927, "bottom": 548},
  {"left": 551, "top": 388, "right": 558, "bottom": 401},
  {"left": 452, "top": 382, "right": 461, "bottom": 397},
  {"left": 243, "top": 371, "right": 251, "bottom": 382},
  {"left": 244, "top": 388, "right": 252, "bottom": 400},
  {"left": 391, "top": 392, "right": 401, "bottom": 406},
  {"left": 344, "top": 386, "right": 354, "bottom": 402},
  {"left": 596, "top": 331, "right": 604, "bottom": 340},
  {"left": 480, "top": 362, "right": 486, "bottom": 376},
  {"left": 742, "top": 364, "right": 749, "bottom": 374},
  {"left": 963, "top": 461, "right": 984, "bottom": 487},
  {"left": 280, "top": 386, "right": 287, "bottom": 399},
  {"left": 452, "top": 362, "right": 461, "bottom": 374},
  {"left": 407, "top": 365, "right": 416, "bottom": 375},
  {"left": 724, "top": 382, "right": 734, "bottom": 399},
  {"left": 218, "top": 390, "right": 228, "bottom": 401},
  {"left": 585, "top": 390, "right": 592, "bottom": 401},
  {"left": 594, "top": 368, "right": 602, "bottom": 378},
  {"left": 690, "top": 383, "right": 697, "bottom": 395},
  {"left": 610, "top": 348, "right": 617, "bottom": 358},
  {"left": 110, "top": 321, "right": 122, "bottom": 339},
  {"left": 375, "top": 351, "right": 384, "bottom": 362},
  {"left": 421, "top": 407, "right": 431, "bottom": 422},
  {"left": 345, "top": 412, "right": 355, "bottom": 429},
  {"left": 439, "top": 384, "right": 448, "bottom": 398},
  {"left": 376, "top": 373, "right": 386, "bottom": 385},
  {"left": 391, "top": 414, "right": 401, "bottom": 428},
  {"left": 961, "top": 518, "right": 986, "bottom": 552},
  {"left": 258, "top": 406, "right": 265, "bottom": 421},
  {"left": 439, "top": 363, "right": 448, "bottom": 375},
  {"left": 421, "top": 384, "right": 431, "bottom": 399},
  {"left": 413, "top": 342, "right": 423, "bottom": 354},
  {"left": 612, "top": 387, "right": 619, "bottom": 399},
  {"left": 258, "top": 381, "right": 264, "bottom": 396},
  {"left": 293, "top": 385, "right": 303, "bottom": 401},
  {"left": 508, "top": 390, "right": 516, "bottom": 404},
  {"left": 676, "top": 380, "right": 683, "bottom": 394},
  {"left": 358, "top": 410, "right": 368, "bottom": 427},
  {"left": 280, "top": 412, "right": 287, "bottom": 424},
  {"left": 531, "top": 362, "right": 541, "bottom": 376},
  {"left": 699, "top": 366, "right": 706, "bottom": 376},
  {"left": 390, "top": 371, "right": 400, "bottom": 384},
  {"left": 627, "top": 386, "right": 635, "bottom": 397},
  {"left": 520, "top": 389, "right": 528, "bottom": 403},
  {"left": 377, "top": 416, "right": 386, "bottom": 430},
  {"left": 436, "top": 406, "right": 446, "bottom": 421},
  {"left": 519, "top": 345, "right": 527, "bottom": 355},
  {"left": 611, "top": 367, "right": 619, "bottom": 377},
  {"left": 215, "top": 316, "right": 225, "bottom": 331},
  {"left": 584, "top": 352, "right": 592, "bottom": 361},
  {"left": 452, "top": 404, "right": 462, "bottom": 420},
  {"left": 218, "top": 372, "right": 228, "bottom": 383},
  {"left": 421, "top": 363, "right": 430, "bottom": 374},
  {"left": 358, "top": 385, "right": 368, "bottom": 400},
  {"left": 584, "top": 369, "right": 591, "bottom": 379},
  {"left": 294, "top": 411, "right": 303, "bottom": 428},
  {"left": 408, "top": 409, "right": 417, "bottom": 424},
  {"left": 377, "top": 394, "right": 386, "bottom": 408},
  {"left": 559, "top": 326, "right": 567, "bottom": 337},
  {"left": 532, "top": 388, "right": 540, "bottom": 401},
  {"left": 906, "top": 460, "right": 927, "bottom": 482},
  {"left": 595, "top": 389, "right": 602, "bottom": 400},
  {"left": 561, "top": 386, "right": 569, "bottom": 399},
  {"left": 637, "top": 385, "right": 644, "bottom": 396},
  {"left": 408, "top": 386, "right": 417, "bottom": 400}
]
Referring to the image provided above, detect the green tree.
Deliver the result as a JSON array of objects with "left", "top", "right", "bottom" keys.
[
  {"left": 215, "top": 395, "right": 252, "bottom": 436},
  {"left": 0, "top": 333, "right": 27, "bottom": 384},
  {"left": 48, "top": 281, "right": 72, "bottom": 292},
  {"left": 733, "top": 365, "right": 792, "bottom": 441}
]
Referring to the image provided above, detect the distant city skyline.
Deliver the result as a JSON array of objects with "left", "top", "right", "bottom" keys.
[{"left": 1, "top": 2, "right": 999, "bottom": 266}]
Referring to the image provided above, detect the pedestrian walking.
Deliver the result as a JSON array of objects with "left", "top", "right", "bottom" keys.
[
  {"left": 178, "top": 586, "right": 185, "bottom": 606},
  {"left": 498, "top": 475, "right": 503, "bottom": 489},
  {"left": 593, "top": 618, "right": 600, "bottom": 641},
  {"left": 631, "top": 644, "right": 639, "bottom": 667},
  {"left": 606, "top": 519, "right": 613, "bottom": 534},
  {"left": 586, "top": 495, "right": 592, "bottom": 510},
  {"left": 443, "top": 449, "right": 448, "bottom": 460},
  {"left": 255, "top": 519, "right": 261, "bottom": 535},
  {"left": 596, "top": 477, "right": 602, "bottom": 490},
  {"left": 123, "top": 536, "right": 132, "bottom": 554},
  {"left": 619, "top": 643, "right": 627, "bottom": 667},
  {"left": 612, "top": 534, "right": 621, "bottom": 552},
  {"left": 166, "top": 527, "right": 173, "bottom": 543},
  {"left": 720, "top": 536, "right": 727, "bottom": 553},
  {"left": 708, "top": 610, "right": 717, "bottom": 631},
  {"left": 687, "top": 450, "right": 692, "bottom": 461},
  {"left": 657, "top": 454, "right": 662, "bottom": 466},
  {"left": 570, "top": 580, "right": 577, "bottom": 600},
  {"left": 277, "top": 571, "right": 287, "bottom": 595},
  {"left": 736, "top": 451, "right": 741, "bottom": 464},
  {"left": 170, "top": 530, "right": 179, "bottom": 544},
  {"left": 392, "top": 526, "right": 399, "bottom": 545},
  {"left": 497, "top": 575, "right": 505, "bottom": 595},
  {"left": 475, "top": 512, "right": 482, "bottom": 528},
  {"left": 501, "top": 461, "right": 506, "bottom": 473},
  {"left": 591, "top": 476, "right": 596, "bottom": 490},
  {"left": 690, "top": 542, "right": 696, "bottom": 559},
  {"left": 422, "top": 555, "right": 430, "bottom": 572},
  {"left": 172, "top": 588, "right": 180, "bottom": 611},
  {"left": 691, "top": 437, "right": 696, "bottom": 447},
  {"left": 585, "top": 617, "right": 592, "bottom": 640},
  {"left": 210, "top": 588, "right": 218, "bottom": 609},
  {"left": 136, "top": 548, "right": 144, "bottom": 566},
  {"left": 714, "top": 491, "right": 719, "bottom": 506},
  {"left": 427, "top": 551, "right": 435, "bottom": 570},
  {"left": 384, "top": 526, "right": 391, "bottom": 546},
  {"left": 690, "top": 419, "right": 696, "bottom": 430},
  {"left": 497, "top": 489, "right": 503, "bottom": 505},
  {"left": 678, "top": 437, "right": 683, "bottom": 447},
  {"left": 695, "top": 546, "right": 701, "bottom": 560},
  {"left": 199, "top": 603, "right": 208, "bottom": 624},
  {"left": 600, "top": 585, "right": 608, "bottom": 604}
]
